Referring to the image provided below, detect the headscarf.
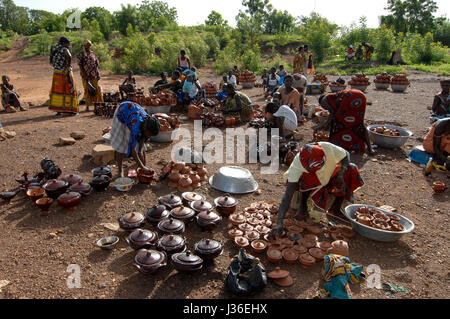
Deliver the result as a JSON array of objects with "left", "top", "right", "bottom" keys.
[
  {"left": 300, "top": 143, "right": 327, "bottom": 173},
  {"left": 184, "top": 69, "right": 197, "bottom": 81}
]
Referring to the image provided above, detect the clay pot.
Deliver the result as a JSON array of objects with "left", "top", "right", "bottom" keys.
[
  {"left": 373, "top": 212, "right": 390, "bottom": 223},
  {"left": 57, "top": 190, "right": 82, "bottom": 210},
  {"left": 196, "top": 210, "right": 222, "bottom": 231},
  {"left": 273, "top": 276, "right": 294, "bottom": 287},
  {"left": 339, "top": 225, "right": 355, "bottom": 239},
  {"left": 91, "top": 166, "right": 113, "bottom": 178},
  {"left": 251, "top": 240, "right": 268, "bottom": 254},
  {"left": 356, "top": 213, "right": 373, "bottom": 226},
  {"left": 157, "top": 234, "right": 186, "bottom": 255},
  {"left": 158, "top": 194, "right": 183, "bottom": 209},
  {"left": 146, "top": 205, "right": 170, "bottom": 225},
  {"left": 89, "top": 175, "right": 111, "bottom": 192},
  {"left": 317, "top": 241, "right": 332, "bottom": 252},
  {"left": 134, "top": 249, "right": 167, "bottom": 275},
  {"left": 309, "top": 248, "right": 326, "bottom": 262},
  {"left": 245, "top": 230, "right": 260, "bottom": 242},
  {"left": 247, "top": 217, "right": 262, "bottom": 227},
  {"left": 62, "top": 174, "right": 83, "bottom": 186},
  {"left": 214, "top": 194, "right": 238, "bottom": 216},
  {"left": 43, "top": 179, "right": 69, "bottom": 199},
  {"left": 282, "top": 249, "right": 298, "bottom": 264},
  {"left": 255, "top": 225, "right": 271, "bottom": 236},
  {"left": 299, "top": 238, "right": 316, "bottom": 249},
  {"left": 386, "top": 214, "right": 401, "bottom": 222},
  {"left": 229, "top": 213, "right": 246, "bottom": 226},
  {"left": 189, "top": 173, "right": 201, "bottom": 185},
  {"left": 178, "top": 175, "right": 192, "bottom": 188},
  {"left": 357, "top": 206, "right": 369, "bottom": 214},
  {"left": 304, "top": 234, "right": 319, "bottom": 243},
  {"left": 234, "top": 236, "right": 249, "bottom": 249},
  {"left": 328, "top": 240, "right": 349, "bottom": 257},
  {"left": 371, "top": 219, "right": 391, "bottom": 231},
  {"left": 26, "top": 188, "right": 45, "bottom": 202},
  {"left": 171, "top": 251, "right": 203, "bottom": 272},
  {"left": 157, "top": 218, "right": 185, "bottom": 235},
  {"left": 298, "top": 253, "right": 316, "bottom": 269},
  {"left": 181, "top": 192, "right": 206, "bottom": 206},
  {"left": 432, "top": 182, "right": 448, "bottom": 193},
  {"left": 305, "top": 225, "right": 322, "bottom": 236},
  {"left": 238, "top": 223, "right": 254, "bottom": 233},
  {"left": 194, "top": 238, "right": 223, "bottom": 261},
  {"left": 126, "top": 229, "right": 159, "bottom": 250},
  {"left": 190, "top": 200, "right": 214, "bottom": 214},
  {"left": 69, "top": 182, "right": 92, "bottom": 196},
  {"left": 168, "top": 171, "right": 182, "bottom": 183},
  {"left": 267, "top": 248, "right": 282, "bottom": 264},
  {"left": 169, "top": 206, "right": 196, "bottom": 224},
  {"left": 293, "top": 245, "right": 308, "bottom": 255},
  {"left": 35, "top": 197, "right": 53, "bottom": 216},
  {"left": 173, "top": 162, "right": 185, "bottom": 172},
  {"left": 118, "top": 212, "right": 145, "bottom": 232},
  {"left": 331, "top": 232, "right": 347, "bottom": 242},
  {"left": 267, "top": 267, "right": 289, "bottom": 280},
  {"left": 228, "top": 228, "right": 244, "bottom": 239}
]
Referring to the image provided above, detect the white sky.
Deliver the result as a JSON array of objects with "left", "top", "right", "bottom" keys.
[{"left": 15, "top": 0, "right": 450, "bottom": 28}]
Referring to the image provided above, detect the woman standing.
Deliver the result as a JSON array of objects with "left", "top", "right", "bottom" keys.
[
  {"left": 110, "top": 101, "right": 160, "bottom": 177},
  {"left": 49, "top": 37, "right": 79, "bottom": 117},
  {"left": 77, "top": 40, "right": 103, "bottom": 111},
  {"left": 304, "top": 45, "right": 315, "bottom": 76},
  {"left": 271, "top": 142, "right": 364, "bottom": 232},
  {"left": 293, "top": 47, "right": 306, "bottom": 74},
  {"left": 178, "top": 50, "right": 191, "bottom": 72},
  {"left": 316, "top": 89, "right": 375, "bottom": 155},
  {"left": 222, "top": 84, "right": 253, "bottom": 122}
]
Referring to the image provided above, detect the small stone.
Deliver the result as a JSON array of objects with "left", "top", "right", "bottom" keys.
[
  {"left": 59, "top": 137, "right": 76, "bottom": 146},
  {"left": 256, "top": 189, "right": 262, "bottom": 195},
  {"left": 92, "top": 144, "right": 115, "bottom": 165},
  {"left": 87, "top": 233, "right": 94, "bottom": 238},
  {"left": 48, "top": 233, "right": 57, "bottom": 239},
  {"left": 70, "top": 131, "right": 86, "bottom": 140}
]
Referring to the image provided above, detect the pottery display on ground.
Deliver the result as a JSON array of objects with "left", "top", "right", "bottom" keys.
[
  {"left": 157, "top": 218, "right": 186, "bottom": 235},
  {"left": 158, "top": 194, "right": 183, "bottom": 209},
  {"left": 126, "top": 229, "right": 159, "bottom": 250},
  {"left": 69, "top": 182, "right": 93, "bottom": 196},
  {"left": 251, "top": 240, "right": 268, "bottom": 254},
  {"left": 298, "top": 253, "right": 316, "bottom": 269},
  {"left": 196, "top": 210, "right": 222, "bottom": 231},
  {"left": 267, "top": 248, "right": 283, "bottom": 264},
  {"left": 89, "top": 175, "right": 111, "bottom": 192},
  {"left": 214, "top": 194, "right": 238, "bottom": 216},
  {"left": 91, "top": 166, "right": 113, "bottom": 178},
  {"left": 181, "top": 192, "right": 206, "bottom": 206},
  {"left": 43, "top": 179, "right": 69, "bottom": 199},
  {"left": 26, "top": 188, "right": 45, "bottom": 202},
  {"left": 169, "top": 206, "right": 196, "bottom": 224},
  {"left": 118, "top": 212, "right": 146, "bottom": 232},
  {"left": 137, "top": 168, "right": 155, "bottom": 184},
  {"left": 62, "top": 174, "right": 83, "bottom": 186},
  {"left": 146, "top": 205, "right": 170, "bottom": 225},
  {"left": 234, "top": 236, "right": 249, "bottom": 249},
  {"left": 328, "top": 240, "right": 349, "bottom": 257},
  {"left": 35, "top": 197, "right": 53, "bottom": 216}
]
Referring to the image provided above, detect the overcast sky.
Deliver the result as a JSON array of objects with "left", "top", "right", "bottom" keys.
[{"left": 15, "top": 0, "right": 450, "bottom": 28}]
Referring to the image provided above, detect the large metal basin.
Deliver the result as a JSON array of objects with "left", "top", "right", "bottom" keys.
[
  {"left": 367, "top": 124, "right": 413, "bottom": 149},
  {"left": 344, "top": 204, "right": 415, "bottom": 242},
  {"left": 209, "top": 166, "right": 258, "bottom": 194}
]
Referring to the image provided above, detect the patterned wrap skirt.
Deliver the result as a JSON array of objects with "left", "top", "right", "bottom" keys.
[{"left": 49, "top": 69, "right": 79, "bottom": 113}]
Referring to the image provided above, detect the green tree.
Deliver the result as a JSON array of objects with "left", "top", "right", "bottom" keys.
[
  {"left": 205, "top": 10, "right": 228, "bottom": 27},
  {"left": 138, "top": 1, "right": 178, "bottom": 32},
  {"left": 434, "top": 19, "right": 450, "bottom": 46},
  {"left": 236, "top": 0, "right": 272, "bottom": 46},
  {"left": 114, "top": 4, "right": 139, "bottom": 35},
  {"left": 82, "top": 7, "right": 116, "bottom": 39},
  {"left": 264, "top": 9, "right": 295, "bottom": 34}
]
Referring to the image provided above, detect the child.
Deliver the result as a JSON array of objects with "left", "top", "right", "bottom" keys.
[
  {"left": 119, "top": 71, "right": 136, "bottom": 101},
  {"left": 232, "top": 66, "right": 240, "bottom": 85},
  {"left": 1, "top": 75, "right": 25, "bottom": 112},
  {"left": 261, "top": 68, "right": 269, "bottom": 90},
  {"left": 266, "top": 68, "right": 280, "bottom": 96},
  {"left": 276, "top": 65, "right": 287, "bottom": 85},
  {"left": 178, "top": 50, "right": 191, "bottom": 71},
  {"left": 227, "top": 70, "right": 237, "bottom": 88}
]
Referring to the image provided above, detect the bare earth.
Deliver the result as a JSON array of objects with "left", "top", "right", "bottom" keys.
[{"left": 0, "top": 55, "right": 448, "bottom": 299}]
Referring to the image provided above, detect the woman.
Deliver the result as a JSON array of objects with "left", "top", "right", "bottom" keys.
[
  {"left": 155, "top": 70, "right": 183, "bottom": 95},
  {"left": 76, "top": 40, "right": 103, "bottom": 111},
  {"left": 316, "top": 89, "right": 375, "bottom": 155},
  {"left": 293, "top": 47, "right": 306, "bottom": 74},
  {"left": 180, "top": 72, "right": 204, "bottom": 105},
  {"left": 178, "top": 50, "right": 191, "bottom": 72},
  {"left": 271, "top": 142, "right": 364, "bottom": 235},
  {"left": 304, "top": 45, "right": 315, "bottom": 76},
  {"left": 1, "top": 75, "right": 26, "bottom": 111},
  {"left": 431, "top": 80, "right": 450, "bottom": 120},
  {"left": 277, "top": 75, "right": 301, "bottom": 117},
  {"left": 110, "top": 101, "right": 160, "bottom": 177},
  {"left": 120, "top": 71, "right": 137, "bottom": 100},
  {"left": 423, "top": 117, "right": 450, "bottom": 171},
  {"left": 49, "top": 37, "right": 79, "bottom": 117},
  {"left": 222, "top": 84, "right": 253, "bottom": 122}
]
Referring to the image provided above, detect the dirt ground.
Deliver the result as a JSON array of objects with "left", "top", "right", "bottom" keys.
[{"left": 0, "top": 55, "right": 449, "bottom": 299}]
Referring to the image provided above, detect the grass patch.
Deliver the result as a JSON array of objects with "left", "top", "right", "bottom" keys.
[{"left": 407, "top": 63, "right": 450, "bottom": 76}]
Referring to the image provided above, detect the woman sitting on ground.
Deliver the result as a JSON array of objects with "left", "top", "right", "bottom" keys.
[
  {"left": 180, "top": 72, "right": 204, "bottom": 105},
  {"left": 149, "top": 72, "right": 168, "bottom": 94},
  {"left": 431, "top": 80, "right": 450, "bottom": 121},
  {"left": 423, "top": 117, "right": 450, "bottom": 171},
  {"left": 265, "top": 102, "right": 298, "bottom": 139},
  {"left": 110, "top": 101, "right": 160, "bottom": 177},
  {"left": 222, "top": 84, "right": 253, "bottom": 122},
  {"left": 119, "top": 71, "right": 137, "bottom": 101},
  {"left": 1, "top": 75, "right": 25, "bottom": 112}
]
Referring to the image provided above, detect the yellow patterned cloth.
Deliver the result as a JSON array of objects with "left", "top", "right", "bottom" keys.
[
  {"left": 49, "top": 69, "right": 79, "bottom": 113},
  {"left": 82, "top": 78, "right": 103, "bottom": 107}
]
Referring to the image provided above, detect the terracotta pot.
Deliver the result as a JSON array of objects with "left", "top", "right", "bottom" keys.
[
  {"left": 69, "top": 182, "right": 92, "bottom": 196},
  {"left": 126, "top": 229, "right": 159, "bottom": 250},
  {"left": 298, "top": 253, "right": 316, "bottom": 269},
  {"left": 251, "top": 240, "right": 268, "bottom": 254},
  {"left": 328, "top": 240, "right": 349, "bottom": 257},
  {"left": 309, "top": 248, "right": 326, "bottom": 262},
  {"left": 238, "top": 223, "right": 254, "bottom": 233},
  {"left": 27, "top": 188, "right": 45, "bottom": 202},
  {"left": 173, "top": 162, "right": 185, "bottom": 172},
  {"left": 91, "top": 166, "right": 113, "bottom": 178},
  {"left": 234, "top": 236, "right": 249, "bottom": 249},
  {"left": 267, "top": 248, "right": 282, "bottom": 264},
  {"left": 331, "top": 232, "right": 347, "bottom": 242},
  {"left": 178, "top": 175, "right": 192, "bottom": 188},
  {"left": 57, "top": 190, "right": 82, "bottom": 210},
  {"left": 229, "top": 213, "right": 246, "bottom": 226},
  {"left": 89, "top": 175, "right": 111, "bottom": 192},
  {"left": 356, "top": 213, "right": 373, "bottom": 226},
  {"left": 317, "top": 241, "right": 332, "bottom": 252},
  {"left": 373, "top": 212, "right": 390, "bottom": 223},
  {"left": 267, "top": 267, "right": 289, "bottom": 280},
  {"left": 390, "top": 221, "right": 405, "bottom": 232},
  {"left": 196, "top": 210, "right": 222, "bottom": 231},
  {"left": 134, "top": 249, "right": 167, "bottom": 275},
  {"left": 245, "top": 230, "right": 260, "bottom": 242},
  {"left": 293, "top": 245, "right": 308, "bottom": 255},
  {"left": 273, "top": 275, "right": 294, "bottom": 287},
  {"left": 339, "top": 225, "right": 355, "bottom": 239},
  {"left": 158, "top": 194, "right": 183, "bottom": 209},
  {"left": 432, "top": 182, "right": 447, "bottom": 193},
  {"left": 299, "top": 238, "right": 316, "bottom": 249},
  {"left": 181, "top": 192, "right": 206, "bottom": 206},
  {"left": 255, "top": 225, "right": 271, "bottom": 236},
  {"left": 190, "top": 200, "right": 214, "bottom": 214},
  {"left": 228, "top": 228, "right": 244, "bottom": 239},
  {"left": 371, "top": 218, "right": 391, "bottom": 231},
  {"left": 169, "top": 206, "right": 196, "bottom": 224},
  {"left": 214, "top": 194, "right": 238, "bottom": 216},
  {"left": 304, "top": 234, "right": 319, "bottom": 243},
  {"left": 118, "top": 212, "right": 145, "bottom": 232},
  {"left": 386, "top": 214, "right": 401, "bottom": 222},
  {"left": 305, "top": 225, "right": 322, "bottom": 236},
  {"left": 157, "top": 218, "right": 185, "bottom": 235},
  {"left": 43, "top": 179, "right": 69, "bottom": 199},
  {"left": 168, "top": 171, "right": 181, "bottom": 183},
  {"left": 189, "top": 173, "right": 201, "bottom": 185},
  {"left": 282, "top": 248, "right": 298, "bottom": 264},
  {"left": 247, "top": 217, "right": 262, "bottom": 227},
  {"left": 62, "top": 174, "right": 83, "bottom": 186},
  {"left": 35, "top": 197, "right": 53, "bottom": 216}
]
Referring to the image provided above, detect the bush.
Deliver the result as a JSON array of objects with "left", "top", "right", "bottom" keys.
[
  {"left": 214, "top": 44, "right": 239, "bottom": 75},
  {"left": 403, "top": 32, "right": 448, "bottom": 64},
  {"left": 372, "top": 25, "right": 397, "bottom": 62},
  {"left": 240, "top": 46, "right": 263, "bottom": 72}
]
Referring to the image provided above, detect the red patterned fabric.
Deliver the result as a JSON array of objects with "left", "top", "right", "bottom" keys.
[
  {"left": 325, "top": 89, "right": 367, "bottom": 152},
  {"left": 77, "top": 50, "right": 100, "bottom": 80}
]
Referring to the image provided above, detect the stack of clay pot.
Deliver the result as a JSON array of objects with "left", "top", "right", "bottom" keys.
[
  {"left": 355, "top": 206, "right": 405, "bottom": 232},
  {"left": 313, "top": 74, "right": 329, "bottom": 85},
  {"left": 374, "top": 73, "right": 391, "bottom": 90},
  {"left": 370, "top": 126, "right": 401, "bottom": 137},
  {"left": 136, "top": 91, "right": 177, "bottom": 107},
  {"left": 152, "top": 113, "right": 182, "bottom": 132},
  {"left": 391, "top": 74, "right": 410, "bottom": 85},
  {"left": 238, "top": 70, "right": 256, "bottom": 83},
  {"left": 202, "top": 82, "right": 219, "bottom": 99},
  {"left": 188, "top": 103, "right": 204, "bottom": 120},
  {"left": 348, "top": 73, "right": 371, "bottom": 92},
  {"left": 166, "top": 162, "right": 208, "bottom": 192}
]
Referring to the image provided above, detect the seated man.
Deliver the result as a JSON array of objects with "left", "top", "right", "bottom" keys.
[
  {"left": 423, "top": 117, "right": 450, "bottom": 171},
  {"left": 277, "top": 75, "right": 301, "bottom": 119},
  {"left": 431, "top": 80, "right": 450, "bottom": 121},
  {"left": 149, "top": 72, "right": 169, "bottom": 94},
  {"left": 265, "top": 102, "right": 298, "bottom": 139},
  {"left": 179, "top": 72, "right": 204, "bottom": 105},
  {"left": 345, "top": 45, "right": 356, "bottom": 60},
  {"left": 119, "top": 71, "right": 136, "bottom": 101},
  {"left": 154, "top": 70, "right": 183, "bottom": 95},
  {"left": 1, "top": 75, "right": 25, "bottom": 112}
]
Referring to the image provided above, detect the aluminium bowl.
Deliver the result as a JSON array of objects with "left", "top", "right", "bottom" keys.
[
  {"left": 209, "top": 166, "right": 258, "bottom": 195},
  {"left": 344, "top": 204, "right": 414, "bottom": 242},
  {"left": 367, "top": 124, "right": 413, "bottom": 149},
  {"left": 96, "top": 236, "right": 120, "bottom": 250}
]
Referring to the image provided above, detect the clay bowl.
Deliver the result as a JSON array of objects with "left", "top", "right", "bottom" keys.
[
  {"left": 137, "top": 168, "right": 155, "bottom": 184},
  {"left": 273, "top": 275, "right": 294, "bottom": 287},
  {"left": 298, "top": 238, "right": 316, "bottom": 249},
  {"left": 282, "top": 248, "right": 298, "bottom": 264},
  {"left": 228, "top": 228, "right": 244, "bottom": 239},
  {"left": 317, "top": 241, "right": 332, "bottom": 252},
  {"left": 35, "top": 197, "right": 53, "bottom": 216},
  {"left": 356, "top": 213, "right": 373, "bottom": 226},
  {"left": 266, "top": 248, "right": 283, "bottom": 264},
  {"left": 229, "top": 213, "right": 246, "bottom": 226},
  {"left": 390, "top": 221, "right": 405, "bottom": 232},
  {"left": 234, "top": 236, "right": 249, "bottom": 249},
  {"left": 267, "top": 267, "right": 289, "bottom": 280},
  {"left": 57, "top": 190, "right": 82, "bottom": 210},
  {"left": 26, "top": 188, "right": 45, "bottom": 202},
  {"left": 251, "top": 240, "right": 268, "bottom": 254}
]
